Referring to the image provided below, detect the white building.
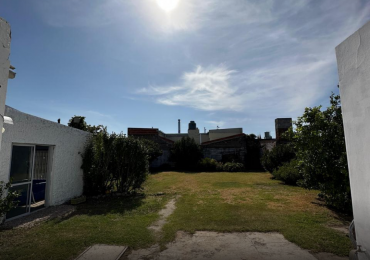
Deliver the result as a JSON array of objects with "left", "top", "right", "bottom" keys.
[
  {"left": 0, "top": 106, "right": 90, "bottom": 220},
  {"left": 336, "top": 21, "right": 370, "bottom": 260}
]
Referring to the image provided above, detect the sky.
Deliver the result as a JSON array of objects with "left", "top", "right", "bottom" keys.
[{"left": 1, "top": 0, "right": 370, "bottom": 137}]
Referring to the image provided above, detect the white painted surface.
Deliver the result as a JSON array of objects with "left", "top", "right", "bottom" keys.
[
  {"left": 0, "top": 18, "right": 11, "bottom": 151},
  {"left": 0, "top": 106, "right": 90, "bottom": 206},
  {"left": 336, "top": 20, "right": 370, "bottom": 260}
]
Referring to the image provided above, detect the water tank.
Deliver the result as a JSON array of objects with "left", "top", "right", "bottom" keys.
[
  {"left": 189, "top": 121, "right": 196, "bottom": 130},
  {"left": 264, "top": 132, "right": 272, "bottom": 139}
]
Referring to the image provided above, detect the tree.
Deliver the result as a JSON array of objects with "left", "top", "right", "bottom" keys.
[
  {"left": 68, "top": 116, "right": 104, "bottom": 134},
  {"left": 289, "top": 93, "right": 351, "bottom": 211},
  {"left": 0, "top": 181, "right": 19, "bottom": 222},
  {"left": 244, "top": 134, "right": 264, "bottom": 171},
  {"left": 171, "top": 137, "right": 202, "bottom": 170}
]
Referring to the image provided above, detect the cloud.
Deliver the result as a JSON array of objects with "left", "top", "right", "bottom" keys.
[
  {"left": 206, "top": 121, "right": 225, "bottom": 128},
  {"left": 137, "top": 0, "right": 370, "bottom": 118},
  {"left": 138, "top": 65, "right": 243, "bottom": 111}
]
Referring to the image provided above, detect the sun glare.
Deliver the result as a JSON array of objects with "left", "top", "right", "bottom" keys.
[{"left": 156, "top": 0, "right": 180, "bottom": 12}]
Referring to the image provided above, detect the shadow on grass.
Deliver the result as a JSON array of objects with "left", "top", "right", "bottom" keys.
[{"left": 50, "top": 195, "right": 148, "bottom": 225}]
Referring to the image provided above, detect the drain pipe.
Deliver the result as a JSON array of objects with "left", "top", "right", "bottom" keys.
[{"left": 349, "top": 220, "right": 369, "bottom": 260}]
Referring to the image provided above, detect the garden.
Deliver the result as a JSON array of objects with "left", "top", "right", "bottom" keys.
[{"left": 0, "top": 93, "right": 353, "bottom": 259}]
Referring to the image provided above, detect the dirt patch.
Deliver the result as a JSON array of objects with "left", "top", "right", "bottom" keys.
[
  {"left": 219, "top": 188, "right": 253, "bottom": 205},
  {"left": 2, "top": 205, "right": 75, "bottom": 229},
  {"left": 148, "top": 197, "right": 177, "bottom": 233}
]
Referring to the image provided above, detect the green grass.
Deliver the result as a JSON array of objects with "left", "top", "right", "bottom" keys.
[
  {"left": 0, "top": 172, "right": 352, "bottom": 259},
  {"left": 0, "top": 196, "right": 169, "bottom": 260},
  {"left": 145, "top": 171, "right": 352, "bottom": 256}
]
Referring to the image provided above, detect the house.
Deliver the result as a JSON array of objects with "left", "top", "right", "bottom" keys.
[
  {"left": 0, "top": 106, "right": 90, "bottom": 220},
  {"left": 128, "top": 119, "right": 292, "bottom": 168},
  {"left": 336, "top": 20, "right": 370, "bottom": 260}
]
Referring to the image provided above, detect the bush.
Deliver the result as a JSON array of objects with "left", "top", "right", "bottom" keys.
[
  {"left": 139, "top": 138, "right": 163, "bottom": 164},
  {"left": 81, "top": 130, "right": 149, "bottom": 196},
  {"left": 290, "top": 93, "right": 351, "bottom": 212},
  {"left": 171, "top": 137, "right": 203, "bottom": 170},
  {"left": 198, "top": 158, "right": 220, "bottom": 172},
  {"left": 0, "top": 181, "right": 19, "bottom": 221},
  {"left": 223, "top": 162, "right": 245, "bottom": 172},
  {"left": 261, "top": 144, "right": 295, "bottom": 173},
  {"left": 272, "top": 160, "right": 302, "bottom": 185}
]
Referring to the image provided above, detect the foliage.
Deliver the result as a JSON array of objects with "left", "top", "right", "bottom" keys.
[
  {"left": 261, "top": 144, "right": 296, "bottom": 173},
  {"left": 68, "top": 115, "right": 104, "bottom": 134},
  {"left": 289, "top": 93, "right": 351, "bottom": 211},
  {"left": 244, "top": 134, "right": 264, "bottom": 171},
  {"left": 222, "top": 162, "right": 245, "bottom": 172},
  {"left": 139, "top": 138, "right": 163, "bottom": 164},
  {"left": 170, "top": 137, "right": 203, "bottom": 170},
  {"left": 81, "top": 130, "right": 149, "bottom": 196},
  {"left": 0, "top": 181, "right": 19, "bottom": 220},
  {"left": 198, "top": 158, "right": 222, "bottom": 172},
  {"left": 272, "top": 159, "right": 302, "bottom": 185}
]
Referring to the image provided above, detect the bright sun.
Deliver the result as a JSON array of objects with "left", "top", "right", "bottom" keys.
[{"left": 156, "top": 0, "right": 180, "bottom": 12}]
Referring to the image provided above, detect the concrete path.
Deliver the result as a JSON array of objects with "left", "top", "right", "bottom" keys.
[
  {"left": 127, "top": 231, "right": 347, "bottom": 260},
  {"left": 76, "top": 244, "right": 127, "bottom": 260},
  {"left": 148, "top": 198, "right": 177, "bottom": 233}
]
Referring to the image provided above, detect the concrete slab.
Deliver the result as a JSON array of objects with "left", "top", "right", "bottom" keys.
[
  {"left": 76, "top": 244, "right": 127, "bottom": 260},
  {"left": 128, "top": 231, "right": 325, "bottom": 260}
]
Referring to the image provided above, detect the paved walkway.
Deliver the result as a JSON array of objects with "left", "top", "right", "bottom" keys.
[
  {"left": 76, "top": 244, "right": 127, "bottom": 260},
  {"left": 127, "top": 231, "right": 347, "bottom": 260}
]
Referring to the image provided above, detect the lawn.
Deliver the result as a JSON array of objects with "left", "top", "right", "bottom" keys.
[
  {"left": 0, "top": 171, "right": 352, "bottom": 259},
  {"left": 145, "top": 171, "right": 352, "bottom": 256}
]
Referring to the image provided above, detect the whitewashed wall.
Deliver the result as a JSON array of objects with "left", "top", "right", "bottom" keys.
[
  {"left": 0, "top": 18, "right": 11, "bottom": 151},
  {"left": 336, "top": 21, "right": 370, "bottom": 260},
  {"left": 0, "top": 106, "right": 90, "bottom": 206}
]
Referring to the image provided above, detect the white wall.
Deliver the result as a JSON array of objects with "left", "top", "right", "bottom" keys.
[
  {"left": 336, "top": 20, "right": 370, "bottom": 260},
  {"left": 0, "top": 18, "right": 11, "bottom": 151},
  {"left": 0, "top": 106, "right": 90, "bottom": 206}
]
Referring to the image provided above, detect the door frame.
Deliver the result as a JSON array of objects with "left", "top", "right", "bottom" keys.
[{"left": 6, "top": 144, "right": 52, "bottom": 220}]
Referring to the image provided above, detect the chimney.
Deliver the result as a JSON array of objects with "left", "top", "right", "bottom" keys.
[
  {"left": 57, "top": 118, "right": 61, "bottom": 124},
  {"left": 178, "top": 119, "right": 181, "bottom": 133}
]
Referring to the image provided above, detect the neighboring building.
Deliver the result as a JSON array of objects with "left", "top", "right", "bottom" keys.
[
  {"left": 336, "top": 20, "right": 370, "bottom": 260},
  {"left": 275, "top": 118, "right": 292, "bottom": 141},
  {"left": 129, "top": 119, "right": 292, "bottom": 167},
  {"left": 0, "top": 106, "right": 90, "bottom": 220},
  {"left": 128, "top": 121, "right": 245, "bottom": 167}
]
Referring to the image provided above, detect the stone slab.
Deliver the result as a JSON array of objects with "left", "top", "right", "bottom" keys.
[
  {"left": 76, "top": 244, "right": 127, "bottom": 260},
  {"left": 128, "top": 231, "right": 330, "bottom": 260}
]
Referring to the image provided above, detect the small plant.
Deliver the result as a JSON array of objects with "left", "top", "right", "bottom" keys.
[
  {"left": 223, "top": 162, "right": 245, "bottom": 172},
  {"left": 0, "top": 181, "right": 19, "bottom": 222},
  {"left": 198, "top": 158, "right": 219, "bottom": 172}
]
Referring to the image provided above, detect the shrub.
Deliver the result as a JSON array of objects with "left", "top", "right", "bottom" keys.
[
  {"left": 0, "top": 181, "right": 19, "bottom": 221},
  {"left": 290, "top": 93, "right": 351, "bottom": 212},
  {"left": 171, "top": 137, "right": 203, "bottom": 170},
  {"left": 272, "top": 160, "right": 302, "bottom": 185},
  {"left": 261, "top": 144, "right": 295, "bottom": 173},
  {"left": 81, "top": 130, "right": 148, "bottom": 196},
  {"left": 223, "top": 162, "right": 245, "bottom": 172},
  {"left": 139, "top": 138, "right": 163, "bottom": 164},
  {"left": 198, "top": 158, "right": 220, "bottom": 172}
]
